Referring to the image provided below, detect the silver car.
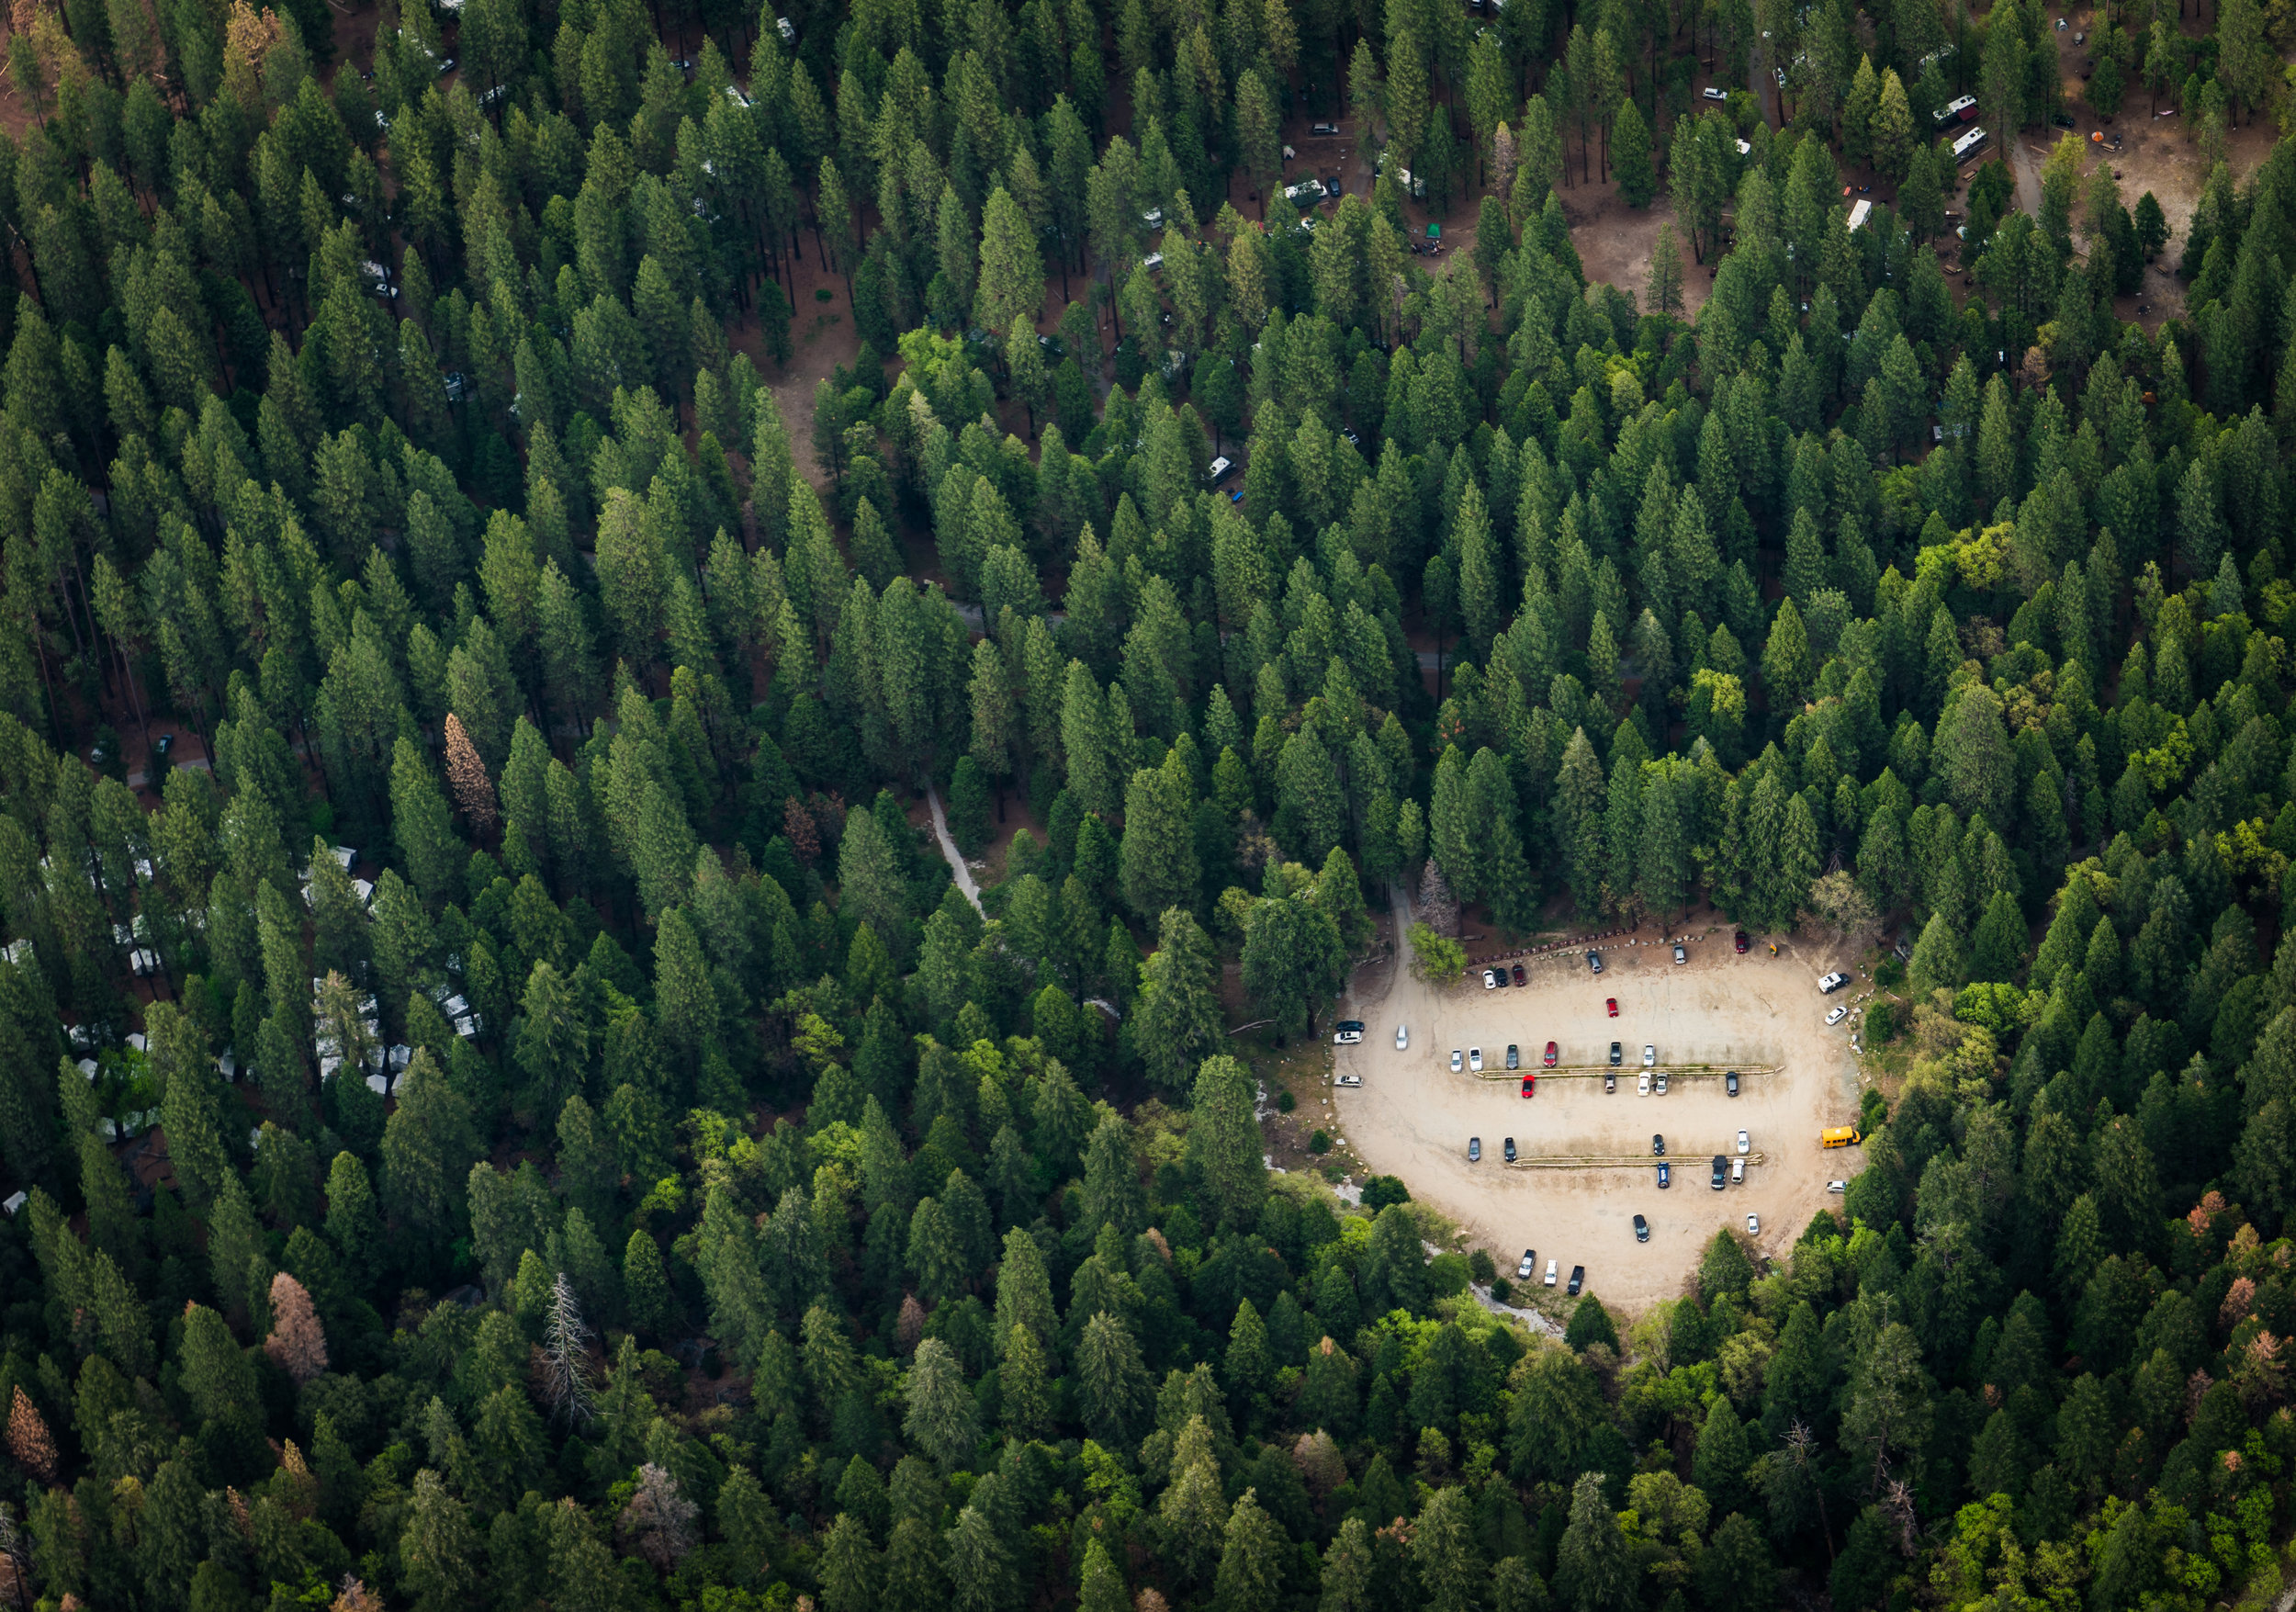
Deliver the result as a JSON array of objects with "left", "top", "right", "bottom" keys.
[{"left": 1395, "top": 1024, "right": 1409, "bottom": 1050}]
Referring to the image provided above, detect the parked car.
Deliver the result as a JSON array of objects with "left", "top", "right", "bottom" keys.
[
  {"left": 1652, "top": 1134, "right": 1666, "bottom": 1156},
  {"left": 1655, "top": 1072, "right": 1668, "bottom": 1094},
  {"left": 1512, "top": 964, "right": 1525, "bottom": 986},
  {"left": 1606, "top": 997, "right": 1618, "bottom": 1016},
  {"left": 1735, "top": 930, "right": 1749, "bottom": 953},
  {"left": 1819, "top": 971, "right": 1851, "bottom": 993},
  {"left": 1587, "top": 950, "right": 1604, "bottom": 974},
  {"left": 1726, "top": 1070, "right": 1740, "bottom": 1096},
  {"left": 1449, "top": 1049, "right": 1463, "bottom": 1072},
  {"left": 1333, "top": 1020, "right": 1364, "bottom": 1044},
  {"left": 1482, "top": 968, "right": 1500, "bottom": 989},
  {"left": 1673, "top": 943, "right": 1688, "bottom": 964},
  {"left": 1826, "top": 1005, "right": 1849, "bottom": 1026},
  {"left": 1468, "top": 1137, "right": 1480, "bottom": 1162},
  {"left": 1337, "top": 1073, "right": 1362, "bottom": 1087},
  {"left": 1737, "top": 1129, "right": 1751, "bottom": 1155},
  {"left": 1323, "top": 174, "right": 1343, "bottom": 197},
  {"left": 1634, "top": 1213, "right": 1650, "bottom": 1241},
  {"left": 1638, "top": 1072, "right": 1650, "bottom": 1096},
  {"left": 1828, "top": 1180, "right": 1848, "bottom": 1193},
  {"left": 1521, "top": 1076, "right": 1535, "bottom": 1098},
  {"left": 1702, "top": 85, "right": 1729, "bottom": 100},
  {"left": 1503, "top": 1137, "right": 1516, "bottom": 1162},
  {"left": 1504, "top": 1043, "right": 1519, "bottom": 1069},
  {"left": 1642, "top": 1044, "right": 1656, "bottom": 1066},
  {"left": 1517, "top": 1247, "right": 1536, "bottom": 1279},
  {"left": 1657, "top": 1162, "right": 1671, "bottom": 1188},
  {"left": 1469, "top": 1047, "right": 1483, "bottom": 1072},
  {"left": 1568, "top": 1265, "right": 1584, "bottom": 1295},
  {"left": 1604, "top": 1072, "right": 1615, "bottom": 1092},
  {"left": 1543, "top": 1042, "right": 1558, "bottom": 1066},
  {"left": 1543, "top": 1258, "right": 1558, "bottom": 1286},
  {"left": 1310, "top": 120, "right": 1341, "bottom": 135},
  {"left": 1396, "top": 1024, "right": 1409, "bottom": 1050},
  {"left": 1748, "top": 1214, "right": 1761, "bottom": 1234},
  {"left": 1731, "top": 1156, "right": 1746, "bottom": 1184},
  {"left": 1609, "top": 1041, "right": 1623, "bottom": 1065},
  {"left": 1711, "top": 1155, "right": 1728, "bottom": 1189}
]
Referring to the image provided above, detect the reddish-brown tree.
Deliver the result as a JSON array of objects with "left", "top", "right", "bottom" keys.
[
  {"left": 444, "top": 714, "right": 500, "bottom": 834},
  {"left": 5, "top": 1387, "right": 54, "bottom": 1482},
  {"left": 263, "top": 1273, "right": 330, "bottom": 1385}
]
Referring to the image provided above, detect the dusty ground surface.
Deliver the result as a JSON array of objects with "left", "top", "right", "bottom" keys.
[
  {"left": 1562, "top": 179, "right": 1715, "bottom": 322},
  {"left": 1333, "top": 910, "right": 1865, "bottom": 1314}
]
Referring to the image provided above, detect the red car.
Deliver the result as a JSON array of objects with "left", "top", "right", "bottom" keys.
[
  {"left": 1511, "top": 964, "right": 1525, "bottom": 985},
  {"left": 1734, "top": 930, "right": 1750, "bottom": 953},
  {"left": 1605, "top": 997, "right": 1618, "bottom": 1017},
  {"left": 1543, "top": 1041, "right": 1558, "bottom": 1066},
  {"left": 1520, "top": 1075, "right": 1535, "bottom": 1097}
]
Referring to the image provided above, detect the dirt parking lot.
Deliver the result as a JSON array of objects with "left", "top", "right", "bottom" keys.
[{"left": 1332, "top": 929, "right": 1865, "bottom": 1313}]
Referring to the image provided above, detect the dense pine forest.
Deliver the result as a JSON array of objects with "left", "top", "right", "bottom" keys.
[{"left": 3, "top": 0, "right": 2296, "bottom": 1601}]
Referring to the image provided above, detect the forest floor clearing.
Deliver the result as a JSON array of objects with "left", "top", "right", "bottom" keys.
[
  {"left": 1561, "top": 179, "right": 1715, "bottom": 323},
  {"left": 1332, "top": 918, "right": 1866, "bottom": 1314}
]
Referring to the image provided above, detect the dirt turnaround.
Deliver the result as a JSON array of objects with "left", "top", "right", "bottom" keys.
[{"left": 1332, "top": 915, "right": 1866, "bottom": 1315}]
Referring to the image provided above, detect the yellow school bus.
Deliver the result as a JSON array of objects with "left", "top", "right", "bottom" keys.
[{"left": 1819, "top": 1126, "right": 1863, "bottom": 1148}]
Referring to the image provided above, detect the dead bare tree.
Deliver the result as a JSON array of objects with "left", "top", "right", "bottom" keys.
[{"left": 541, "top": 1273, "right": 597, "bottom": 1426}]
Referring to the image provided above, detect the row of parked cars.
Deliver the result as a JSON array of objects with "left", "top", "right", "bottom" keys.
[{"left": 1514, "top": 1247, "right": 1583, "bottom": 1294}]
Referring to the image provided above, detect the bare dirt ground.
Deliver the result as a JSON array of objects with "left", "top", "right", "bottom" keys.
[
  {"left": 1562, "top": 179, "right": 1715, "bottom": 322},
  {"left": 1332, "top": 914, "right": 1865, "bottom": 1315}
]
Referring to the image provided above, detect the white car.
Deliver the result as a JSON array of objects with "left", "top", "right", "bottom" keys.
[
  {"left": 1333, "top": 1020, "right": 1364, "bottom": 1044},
  {"left": 1642, "top": 1045, "right": 1656, "bottom": 1066},
  {"left": 1469, "top": 1047, "right": 1484, "bottom": 1072},
  {"left": 1336, "top": 1073, "right": 1362, "bottom": 1087},
  {"left": 1818, "top": 972, "right": 1851, "bottom": 994},
  {"left": 1826, "top": 1005, "right": 1849, "bottom": 1026},
  {"left": 1747, "top": 1214, "right": 1761, "bottom": 1234},
  {"left": 1737, "top": 1130, "right": 1750, "bottom": 1155},
  {"left": 1828, "top": 1180, "right": 1848, "bottom": 1193},
  {"left": 1450, "top": 1050, "right": 1464, "bottom": 1072},
  {"left": 1638, "top": 1072, "right": 1650, "bottom": 1096},
  {"left": 1731, "top": 1156, "right": 1746, "bottom": 1184},
  {"left": 1482, "top": 968, "right": 1500, "bottom": 989},
  {"left": 1517, "top": 1247, "right": 1536, "bottom": 1279},
  {"left": 1702, "top": 85, "right": 1728, "bottom": 100},
  {"left": 1543, "top": 1259, "right": 1558, "bottom": 1286},
  {"left": 1396, "top": 1024, "right": 1409, "bottom": 1050}
]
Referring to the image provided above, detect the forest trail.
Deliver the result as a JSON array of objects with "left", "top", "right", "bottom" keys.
[{"left": 924, "top": 781, "right": 985, "bottom": 914}]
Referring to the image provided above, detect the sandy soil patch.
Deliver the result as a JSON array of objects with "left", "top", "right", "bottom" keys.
[{"left": 1332, "top": 922, "right": 1865, "bottom": 1315}]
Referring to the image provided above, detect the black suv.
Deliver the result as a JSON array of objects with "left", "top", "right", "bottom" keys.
[{"left": 1711, "top": 1155, "right": 1728, "bottom": 1189}]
